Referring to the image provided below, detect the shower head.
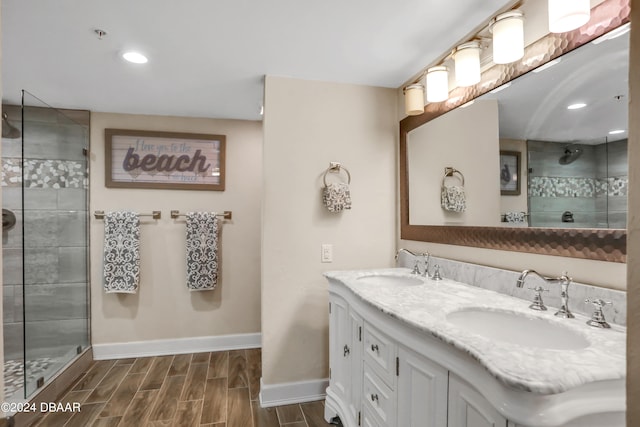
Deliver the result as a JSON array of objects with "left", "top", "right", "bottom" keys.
[
  {"left": 559, "top": 146, "right": 582, "bottom": 165},
  {"left": 2, "top": 112, "right": 20, "bottom": 139}
]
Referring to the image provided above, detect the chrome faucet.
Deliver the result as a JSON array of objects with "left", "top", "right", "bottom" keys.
[
  {"left": 410, "top": 252, "right": 431, "bottom": 277},
  {"left": 516, "top": 270, "right": 574, "bottom": 318},
  {"left": 420, "top": 252, "right": 431, "bottom": 278}
]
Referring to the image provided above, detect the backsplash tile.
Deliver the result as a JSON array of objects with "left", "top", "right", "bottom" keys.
[{"left": 397, "top": 252, "right": 626, "bottom": 326}]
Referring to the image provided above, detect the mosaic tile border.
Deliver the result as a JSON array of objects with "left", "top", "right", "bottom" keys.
[
  {"left": 2, "top": 158, "right": 87, "bottom": 189},
  {"left": 529, "top": 176, "right": 628, "bottom": 198}
]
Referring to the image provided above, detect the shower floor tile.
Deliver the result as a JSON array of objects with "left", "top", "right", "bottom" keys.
[{"left": 3, "top": 357, "right": 55, "bottom": 400}]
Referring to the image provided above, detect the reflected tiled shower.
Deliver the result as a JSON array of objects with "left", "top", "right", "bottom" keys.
[
  {"left": 2, "top": 94, "right": 90, "bottom": 400},
  {"left": 527, "top": 139, "right": 628, "bottom": 228}
]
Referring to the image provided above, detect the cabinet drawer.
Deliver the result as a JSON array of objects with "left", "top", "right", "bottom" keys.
[
  {"left": 363, "top": 322, "right": 396, "bottom": 387},
  {"left": 363, "top": 364, "right": 396, "bottom": 427}
]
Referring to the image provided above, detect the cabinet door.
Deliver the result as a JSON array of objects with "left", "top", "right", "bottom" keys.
[
  {"left": 348, "top": 310, "right": 363, "bottom": 422},
  {"left": 329, "top": 295, "right": 351, "bottom": 405},
  {"left": 397, "top": 346, "right": 448, "bottom": 427},
  {"left": 448, "top": 374, "right": 507, "bottom": 427}
]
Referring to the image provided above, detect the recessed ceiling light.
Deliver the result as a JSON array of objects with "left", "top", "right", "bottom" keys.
[
  {"left": 592, "top": 23, "right": 630, "bottom": 45},
  {"left": 567, "top": 103, "right": 587, "bottom": 110},
  {"left": 489, "top": 82, "right": 511, "bottom": 94},
  {"left": 122, "top": 51, "right": 148, "bottom": 64},
  {"left": 609, "top": 129, "right": 625, "bottom": 135},
  {"left": 533, "top": 58, "right": 561, "bottom": 73}
]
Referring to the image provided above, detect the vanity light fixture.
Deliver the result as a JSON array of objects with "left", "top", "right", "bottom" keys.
[
  {"left": 453, "top": 41, "right": 481, "bottom": 87},
  {"left": 567, "top": 103, "right": 587, "bottom": 110},
  {"left": 491, "top": 10, "right": 525, "bottom": 64},
  {"left": 609, "top": 129, "right": 625, "bottom": 135},
  {"left": 426, "top": 66, "right": 449, "bottom": 103},
  {"left": 403, "top": 83, "right": 425, "bottom": 116},
  {"left": 548, "top": 0, "right": 590, "bottom": 33},
  {"left": 122, "top": 51, "right": 148, "bottom": 64}
]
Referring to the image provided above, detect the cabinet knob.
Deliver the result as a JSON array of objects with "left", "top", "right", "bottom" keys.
[
  {"left": 343, "top": 345, "right": 350, "bottom": 357},
  {"left": 370, "top": 393, "right": 379, "bottom": 402},
  {"left": 371, "top": 344, "right": 379, "bottom": 353}
]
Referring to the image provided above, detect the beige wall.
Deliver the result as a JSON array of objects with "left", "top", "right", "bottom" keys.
[
  {"left": 261, "top": 76, "right": 398, "bottom": 385},
  {"left": 627, "top": 0, "right": 639, "bottom": 423},
  {"left": 408, "top": 99, "right": 500, "bottom": 226},
  {"left": 90, "top": 112, "right": 262, "bottom": 345}
]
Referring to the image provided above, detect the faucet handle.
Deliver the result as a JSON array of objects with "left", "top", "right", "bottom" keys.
[
  {"left": 527, "top": 286, "right": 548, "bottom": 311},
  {"left": 585, "top": 298, "right": 612, "bottom": 329},
  {"left": 411, "top": 259, "right": 420, "bottom": 275},
  {"left": 431, "top": 264, "right": 442, "bottom": 281}
]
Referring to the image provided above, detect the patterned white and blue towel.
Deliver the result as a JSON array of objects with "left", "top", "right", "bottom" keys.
[
  {"left": 186, "top": 212, "right": 219, "bottom": 291},
  {"left": 103, "top": 211, "right": 140, "bottom": 294}
]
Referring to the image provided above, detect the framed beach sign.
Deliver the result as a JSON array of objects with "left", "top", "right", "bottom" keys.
[
  {"left": 499, "top": 151, "right": 520, "bottom": 196},
  {"left": 105, "top": 129, "right": 226, "bottom": 191}
]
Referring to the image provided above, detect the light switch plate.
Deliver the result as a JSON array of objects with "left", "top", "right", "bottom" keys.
[{"left": 321, "top": 244, "right": 333, "bottom": 263}]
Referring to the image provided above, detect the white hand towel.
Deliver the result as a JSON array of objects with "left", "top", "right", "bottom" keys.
[
  {"left": 186, "top": 212, "right": 219, "bottom": 291},
  {"left": 103, "top": 211, "right": 140, "bottom": 294}
]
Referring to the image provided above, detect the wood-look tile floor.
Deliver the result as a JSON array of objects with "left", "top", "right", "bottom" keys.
[{"left": 34, "top": 349, "right": 334, "bottom": 427}]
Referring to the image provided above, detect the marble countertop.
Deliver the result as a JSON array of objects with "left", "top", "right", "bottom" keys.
[{"left": 325, "top": 268, "right": 626, "bottom": 395}]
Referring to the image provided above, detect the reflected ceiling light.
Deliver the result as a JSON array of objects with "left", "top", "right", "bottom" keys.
[
  {"left": 609, "top": 129, "right": 625, "bottom": 135},
  {"left": 548, "top": 0, "right": 590, "bottom": 33},
  {"left": 592, "top": 23, "right": 631, "bottom": 45},
  {"left": 122, "top": 51, "right": 148, "bottom": 64},
  {"left": 404, "top": 84, "right": 425, "bottom": 116},
  {"left": 453, "top": 41, "right": 481, "bottom": 87},
  {"left": 567, "top": 103, "right": 587, "bottom": 110},
  {"left": 426, "top": 66, "right": 449, "bottom": 103},
  {"left": 533, "top": 58, "right": 561, "bottom": 73},
  {"left": 489, "top": 82, "right": 511, "bottom": 94},
  {"left": 491, "top": 10, "right": 524, "bottom": 64}
]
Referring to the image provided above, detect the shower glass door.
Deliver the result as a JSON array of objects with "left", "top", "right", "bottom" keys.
[{"left": 21, "top": 91, "right": 90, "bottom": 397}]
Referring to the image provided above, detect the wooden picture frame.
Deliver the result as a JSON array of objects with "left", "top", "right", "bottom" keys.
[
  {"left": 499, "top": 151, "right": 520, "bottom": 196},
  {"left": 105, "top": 129, "right": 226, "bottom": 191}
]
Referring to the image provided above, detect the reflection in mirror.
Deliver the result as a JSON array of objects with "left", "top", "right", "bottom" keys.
[{"left": 406, "top": 25, "right": 629, "bottom": 230}]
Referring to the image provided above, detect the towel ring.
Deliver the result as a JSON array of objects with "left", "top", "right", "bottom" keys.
[
  {"left": 442, "top": 167, "right": 464, "bottom": 186},
  {"left": 323, "top": 162, "right": 351, "bottom": 187}
]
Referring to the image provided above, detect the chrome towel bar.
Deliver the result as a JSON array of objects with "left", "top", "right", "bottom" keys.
[
  {"left": 94, "top": 210, "right": 161, "bottom": 220},
  {"left": 170, "top": 210, "right": 232, "bottom": 220}
]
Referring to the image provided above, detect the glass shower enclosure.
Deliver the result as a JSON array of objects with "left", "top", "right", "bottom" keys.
[{"left": 2, "top": 90, "right": 90, "bottom": 400}]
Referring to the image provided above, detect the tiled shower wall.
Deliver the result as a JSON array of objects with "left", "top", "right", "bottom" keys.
[
  {"left": 528, "top": 139, "right": 628, "bottom": 228},
  {"left": 1, "top": 105, "right": 89, "bottom": 361}
]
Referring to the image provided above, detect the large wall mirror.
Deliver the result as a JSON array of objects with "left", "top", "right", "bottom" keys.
[{"left": 399, "top": 0, "right": 629, "bottom": 262}]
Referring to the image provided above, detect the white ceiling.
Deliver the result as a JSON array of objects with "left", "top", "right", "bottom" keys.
[
  {"left": 481, "top": 28, "right": 629, "bottom": 143},
  {"left": 1, "top": 0, "right": 512, "bottom": 120}
]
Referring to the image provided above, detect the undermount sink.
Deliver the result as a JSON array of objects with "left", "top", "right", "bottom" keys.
[
  {"left": 446, "top": 308, "right": 590, "bottom": 350},
  {"left": 356, "top": 274, "right": 423, "bottom": 287}
]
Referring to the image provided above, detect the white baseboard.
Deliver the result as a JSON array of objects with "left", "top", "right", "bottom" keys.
[
  {"left": 92, "top": 333, "right": 261, "bottom": 360},
  {"left": 259, "top": 377, "right": 329, "bottom": 408}
]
